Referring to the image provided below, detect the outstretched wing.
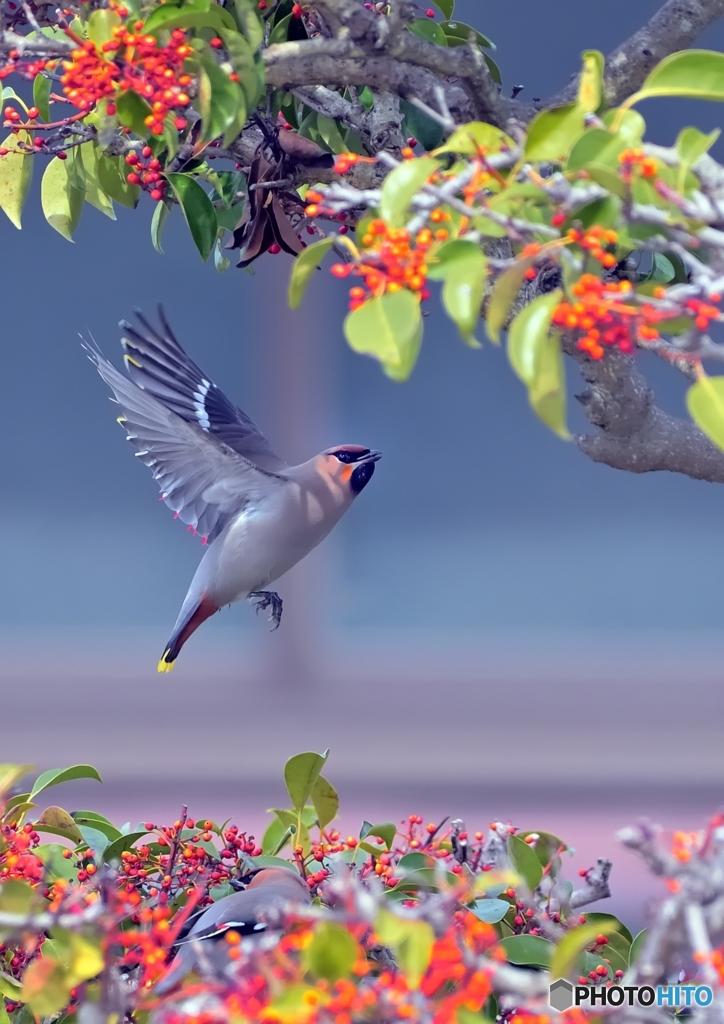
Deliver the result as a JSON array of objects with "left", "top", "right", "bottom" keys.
[
  {"left": 119, "top": 307, "right": 286, "bottom": 473},
  {"left": 86, "top": 343, "right": 286, "bottom": 544}
]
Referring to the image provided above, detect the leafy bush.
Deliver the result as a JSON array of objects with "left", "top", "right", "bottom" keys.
[{"left": 1, "top": 751, "right": 718, "bottom": 1024}]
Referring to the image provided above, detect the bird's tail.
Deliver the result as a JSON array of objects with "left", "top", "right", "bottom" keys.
[{"left": 157, "top": 591, "right": 219, "bottom": 672}]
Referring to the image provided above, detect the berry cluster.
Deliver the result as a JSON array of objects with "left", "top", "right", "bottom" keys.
[
  {"left": 0, "top": 821, "right": 43, "bottom": 884},
  {"left": 60, "top": 21, "right": 193, "bottom": 134},
  {"left": 567, "top": 224, "right": 619, "bottom": 270},
  {"left": 323, "top": 218, "right": 435, "bottom": 311},
  {"left": 618, "top": 147, "right": 658, "bottom": 180},
  {"left": 552, "top": 274, "right": 663, "bottom": 359},
  {"left": 125, "top": 146, "right": 167, "bottom": 201}
]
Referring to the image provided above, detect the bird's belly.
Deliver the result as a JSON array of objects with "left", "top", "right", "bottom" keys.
[{"left": 209, "top": 504, "right": 333, "bottom": 605}]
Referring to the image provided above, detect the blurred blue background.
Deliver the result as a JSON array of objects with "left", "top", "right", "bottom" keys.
[{"left": 3, "top": 0, "right": 724, "bottom": 926}]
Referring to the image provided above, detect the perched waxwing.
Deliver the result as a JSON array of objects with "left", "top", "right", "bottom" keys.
[
  {"left": 86, "top": 309, "right": 381, "bottom": 671},
  {"left": 154, "top": 868, "right": 310, "bottom": 994}
]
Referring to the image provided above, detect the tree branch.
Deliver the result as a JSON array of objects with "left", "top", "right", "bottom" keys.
[
  {"left": 551, "top": 0, "right": 724, "bottom": 109},
  {"left": 564, "top": 336, "right": 724, "bottom": 483}
]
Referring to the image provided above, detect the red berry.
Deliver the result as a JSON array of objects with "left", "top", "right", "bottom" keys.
[
  {"left": 269, "top": 242, "right": 281, "bottom": 254},
  {"left": 0, "top": 148, "right": 8, "bottom": 156},
  {"left": 258, "top": 0, "right": 266, "bottom": 7},
  {"left": 106, "top": 102, "right": 116, "bottom": 115},
  {"left": 292, "top": 2, "right": 303, "bottom": 15},
  {"left": 174, "top": 116, "right": 186, "bottom": 130},
  {"left": 27, "top": 106, "right": 38, "bottom": 119},
  {"left": 425, "top": 8, "right": 435, "bottom": 15},
  {"left": 142, "top": 145, "right": 152, "bottom": 158},
  {"left": 127, "top": 172, "right": 140, "bottom": 185},
  {"left": 210, "top": 36, "right": 223, "bottom": 47},
  {"left": 57, "top": 150, "right": 67, "bottom": 160},
  {"left": 150, "top": 189, "right": 163, "bottom": 200}
]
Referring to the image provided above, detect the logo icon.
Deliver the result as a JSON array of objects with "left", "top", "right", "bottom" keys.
[{"left": 549, "top": 980, "right": 574, "bottom": 1011}]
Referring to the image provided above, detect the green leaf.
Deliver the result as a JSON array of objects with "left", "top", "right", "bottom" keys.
[
  {"left": 525, "top": 104, "right": 586, "bottom": 162},
  {"left": 87, "top": 7, "right": 121, "bottom": 49},
  {"left": 284, "top": 751, "right": 329, "bottom": 811},
  {"left": 584, "top": 162, "right": 627, "bottom": 199},
  {"left": 629, "top": 928, "right": 648, "bottom": 965},
  {"left": 379, "top": 155, "right": 439, "bottom": 228},
  {"left": 344, "top": 289, "right": 423, "bottom": 379},
  {"left": 151, "top": 199, "right": 170, "bottom": 253},
  {"left": 383, "top": 307, "right": 423, "bottom": 381},
  {"left": 408, "top": 18, "right": 447, "bottom": 46},
  {"left": 77, "top": 825, "right": 110, "bottom": 858},
  {"left": 440, "top": 20, "right": 494, "bottom": 51},
  {"left": 0, "top": 132, "right": 32, "bottom": 229},
  {"left": 577, "top": 50, "right": 604, "bottom": 113},
  {"left": 687, "top": 374, "right": 724, "bottom": 450},
  {"left": 317, "top": 114, "right": 347, "bottom": 155},
  {"left": 310, "top": 774, "right": 338, "bottom": 830},
  {"left": 116, "top": 89, "right": 152, "bottom": 138},
  {"left": 144, "top": 0, "right": 235, "bottom": 35},
  {"left": 432, "top": 0, "right": 455, "bottom": 18},
  {"left": 219, "top": 27, "right": 261, "bottom": 113},
  {"left": 0, "top": 879, "right": 35, "bottom": 914},
  {"left": 0, "top": 765, "right": 33, "bottom": 802},
  {"left": 470, "top": 898, "right": 510, "bottom": 923},
  {"left": 304, "top": 922, "right": 361, "bottom": 981},
  {"left": 506, "top": 834, "right": 543, "bottom": 890},
  {"left": 375, "top": 910, "right": 434, "bottom": 988},
  {"left": 567, "top": 127, "right": 627, "bottom": 172},
  {"left": 550, "top": 921, "right": 618, "bottom": 979},
  {"left": 103, "top": 830, "right": 150, "bottom": 864},
  {"left": 437, "top": 241, "right": 487, "bottom": 344},
  {"left": 508, "top": 292, "right": 569, "bottom": 439},
  {"left": 197, "top": 52, "right": 245, "bottom": 144},
  {"left": 359, "top": 822, "right": 397, "bottom": 849},
  {"left": 79, "top": 143, "right": 115, "bottom": 219},
  {"left": 32, "top": 73, "right": 51, "bottom": 122},
  {"left": 165, "top": 173, "right": 217, "bottom": 261},
  {"left": 400, "top": 99, "right": 444, "bottom": 152},
  {"left": 232, "top": 0, "right": 264, "bottom": 50},
  {"left": 261, "top": 815, "right": 293, "bottom": 855},
  {"left": 288, "top": 236, "right": 335, "bottom": 308},
  {"left": 34, "top": 844, "right": 79, "bottom": 882},
  {"left": 434, "top": 121, "right": 514, "bottom": 157},
  {"left": 635, "top": 49, "right": 724, "bottom": 103},
  {"left": 0, "top": 973, "right": 21, "bottom": 998},
  {"left": 33, "top": 806, "right": 83, "bottom": 843},
  {"left": 20, "top": 958, "right": 71, "bottom": 1018},
  {"left": 268, "top": 12, "right": 292, "bottom": 44},
  {"left": 71, "top": 811, "right": 122, "bottom": 841},
  {"left": 29, "top": 764, "right": 102, "bottom": 801},
  {"left": 676, "top": 125, "right": 720, "bottom": 191},
  {"left": 97, "top": 154, "right": 140, "bottom": 208},
  {"left": 499, "top": 934, "right": 553, "bottom": 968},
  {"left": 602, "top": 108, "right": 646, "bottom": 144},
  {"left": 485, "top": 256, "right": 536, "bottom": 343}
]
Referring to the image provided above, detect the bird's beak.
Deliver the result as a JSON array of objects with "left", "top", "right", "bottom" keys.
[{"left": 356, "top": 450, "right": 382, "bottom": 464}]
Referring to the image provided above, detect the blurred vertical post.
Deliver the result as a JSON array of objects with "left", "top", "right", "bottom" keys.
[{"left": 256, "top": 258, "right": 333, "bottom": 689}]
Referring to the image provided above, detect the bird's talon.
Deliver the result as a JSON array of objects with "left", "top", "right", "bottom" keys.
[{"left": 249, "top": 591, "right": 283, "bottom": 631}]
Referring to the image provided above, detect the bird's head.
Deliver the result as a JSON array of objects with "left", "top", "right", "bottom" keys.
[{"left": 321, "top": 445, "right": 382, "bottom": 495}]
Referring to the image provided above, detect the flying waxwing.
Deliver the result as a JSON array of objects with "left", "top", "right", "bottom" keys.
[
  {"left": 154, "top": 867, "right": 310, "bottom": 994},
  {"left": 86, "top": 309, "right": 381, "bottom": 671}
]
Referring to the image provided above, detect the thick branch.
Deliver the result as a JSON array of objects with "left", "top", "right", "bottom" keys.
[
  {"left": 264, "top": 47, "right": 475, "bottom": 124},
  {"left": 565, "top": 337, "right": 724, "bottom": 482},
  {"left": 551, "top": 0, "right": 724, "bottom": 108}
]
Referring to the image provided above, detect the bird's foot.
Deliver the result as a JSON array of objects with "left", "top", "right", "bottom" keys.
[{"left": 249, "top": 591, "right": 283, "bottom": 631}]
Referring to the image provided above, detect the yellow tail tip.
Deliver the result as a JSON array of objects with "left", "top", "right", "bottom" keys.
[{"left": 157, "top": 653, "right": 175, "bottom": 673}]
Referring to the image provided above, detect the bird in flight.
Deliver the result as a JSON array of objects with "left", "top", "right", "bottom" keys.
[{"left": 86, "top": 309, "right": 381, "bottom": 672}]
